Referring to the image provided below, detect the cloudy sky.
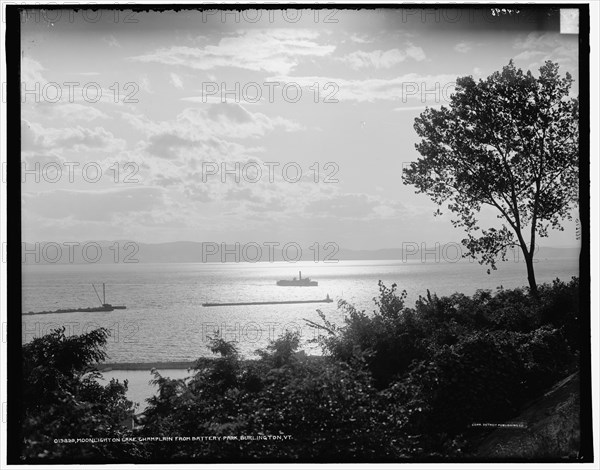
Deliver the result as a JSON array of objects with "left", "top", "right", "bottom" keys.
[{"left": 20, "top": 7, "right": 580, "bottom": 249}]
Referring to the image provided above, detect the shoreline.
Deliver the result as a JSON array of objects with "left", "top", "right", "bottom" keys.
[
  {"left": 98, "top": 362, "right": 195, "bottom": 371},
  {"left": 97, "top": 354, "right": 323, "bottom": 371}
]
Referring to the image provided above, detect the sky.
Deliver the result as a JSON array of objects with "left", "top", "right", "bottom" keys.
[{"left": 20, "top": 7, "right": 581, "bottom": 250}]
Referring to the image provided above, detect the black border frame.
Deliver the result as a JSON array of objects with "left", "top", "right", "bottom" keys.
[{"left": 5, "top": 3, "right": 593, "bottom": 464}]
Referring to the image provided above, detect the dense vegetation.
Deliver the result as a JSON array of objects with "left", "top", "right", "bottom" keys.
[
  {"left": 21, "top": 277, "right": 580, "bottom": 462},
  {"left": 21, "top": 327, "right": 141, "bottom": 461}
]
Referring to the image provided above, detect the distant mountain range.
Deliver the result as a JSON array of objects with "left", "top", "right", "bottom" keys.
[{"left": 20, "top": 241, "right": 581, "bottom": 265}]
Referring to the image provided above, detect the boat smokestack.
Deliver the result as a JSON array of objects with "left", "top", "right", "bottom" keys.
[
  {"left": 103, "top": 283, "right": 106, "bottom": 304},
  {"left": 299, "top": 271, "right": 302, "bottom": 280}
]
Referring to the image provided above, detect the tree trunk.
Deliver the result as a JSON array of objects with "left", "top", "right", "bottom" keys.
[{"left": 524, "top": 251, "right": 539, "bottom": 298}]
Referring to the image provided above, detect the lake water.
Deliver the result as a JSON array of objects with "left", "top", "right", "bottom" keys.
[
  {"left": 97, "top": 369, "right": 190, "bottom": 412},
  {"left": 21, "top": 258, "right": 579, "bottom": 363}
]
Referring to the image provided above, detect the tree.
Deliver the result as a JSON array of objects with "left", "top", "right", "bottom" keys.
[
  {"left": 403, "top": 60, "right": 579, "bottom": 297},
  {"left": 22, "top": 327, "right": 137, "bottom": 461}
]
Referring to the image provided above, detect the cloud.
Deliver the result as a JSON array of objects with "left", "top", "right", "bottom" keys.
[
  {"left": 130, "top": 29, "right": 336, "bottom": 75},
  {"left": 50, "top": 126, "right": 117, "bottom": 150},
  {"left": 349, "top": 33, "right": 373, "bottom": 44},
  {"left": 472, "top": 67, "right": 483, "bottom": 78},
  {"left": 175, "top": 162, "right": 284, "bottom": 206},
  {"left": 118, "top": 103, "right": 302, "bottom": 198},
  {"left": 512, "top": 50, "right": 546, "bottom": 61},
  {"left": 32, "top": 103, "right": 109, "bottom": 122},
  {"left": 454, "top": 42, "right": 473, "bottom": 54},
  {"left": 305, "top": 193, "right": 379, "bottom": 218},
  {"left": 393, "top": 105, "right": 428, "bottom": 112},
  {"left": 139, "top": 75, "right": 153, "bottom": 93},
  {"left": 182, "top": 182, "right": 212, "bottom": 202},
  {"left": 19, "top": 58, "right": 135, "bottom": 106},
  {"left": 512, "top": 32, "right": 578, "bottom": 72},
  {"left": 103, "top": 35, "right": 121, "bottom": 48},
  {"left": 195, "top": 104, "right": 303, "bottom": 137},
  {"left": 145, "top": 133, "right": 197, "bottom": 158},
  {"left": 267, "top": 73, "right": 458, "bottom": 104},
  {"left": 125, "top": 103, "right": 302, "bottom": 158},
  {"left": 23, "top": 186, "right": 165, "bottom": 221},
  {"left": 340, "top": 45, "right": 426, "bottom": 70},
  {"left": 22, "top": 120, "right": 123, "bottom": 152},
  {"left": 514, "top": 32, "right": 568, "bottom": 51},
  {"left": 303, "top": 192, "right": 406, "bottom": 220},
  {"left": 181, "top": 95, "right": 263, "bottom": 106},
  {"left": 21, "top": 57, "right": 46, "bottom": 84},
  {"left": 170, "top": 73, "right": 184, "bottom": 89},
  {"left": 224, "top": 187, "right": 264, "bottom": 203}
]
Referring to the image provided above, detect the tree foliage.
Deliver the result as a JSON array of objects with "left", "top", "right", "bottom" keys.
[
  {"left": 139, "top": 331, "right": 400, "bottom": 461},
  {"left": 22, "top": 327, "right": 137, "bottom": 461},
  {"left": 403, "top": 60, "right": 579, "bottom": 295}
]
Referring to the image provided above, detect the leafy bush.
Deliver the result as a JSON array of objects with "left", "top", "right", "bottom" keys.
[
  {"left": 21, "top": 277, "right": 580, "bottom": 462},
  {"left": 537, "top": 277, "right": 580, "bottom": 350},
  {"left": 308, "top": 282, "right": 431, "bottom": 388},
  {"left": 22, "top": 327, "right": 137, "bottom": 461},
  {"left": 307, "top": 279, "right": 580, "bottom": 457},
  {"left": 139, "top": 331, "right": 406, "bottom": 461},
  {"left": 518, "top": 325, "right": 575, "bottom": 393},
  {"left": 312, "top": 279, "right": 579, "bottom": 388}
]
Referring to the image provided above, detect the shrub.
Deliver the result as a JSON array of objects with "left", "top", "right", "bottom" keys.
[
  {"left": 308, "top": 281, "right": 431, "bottom": 388},
  {"left": 24, "top": 277, "right": 579, "bottom": 462},
  {"left": 140, "top": 331, "right": 405, "bottom": 461},
  {"left": 310, "top": 278, "right": 580, "bottom": 456},
  {"left": 22, "top": 327, "right": 137, "bottom": 461}
]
